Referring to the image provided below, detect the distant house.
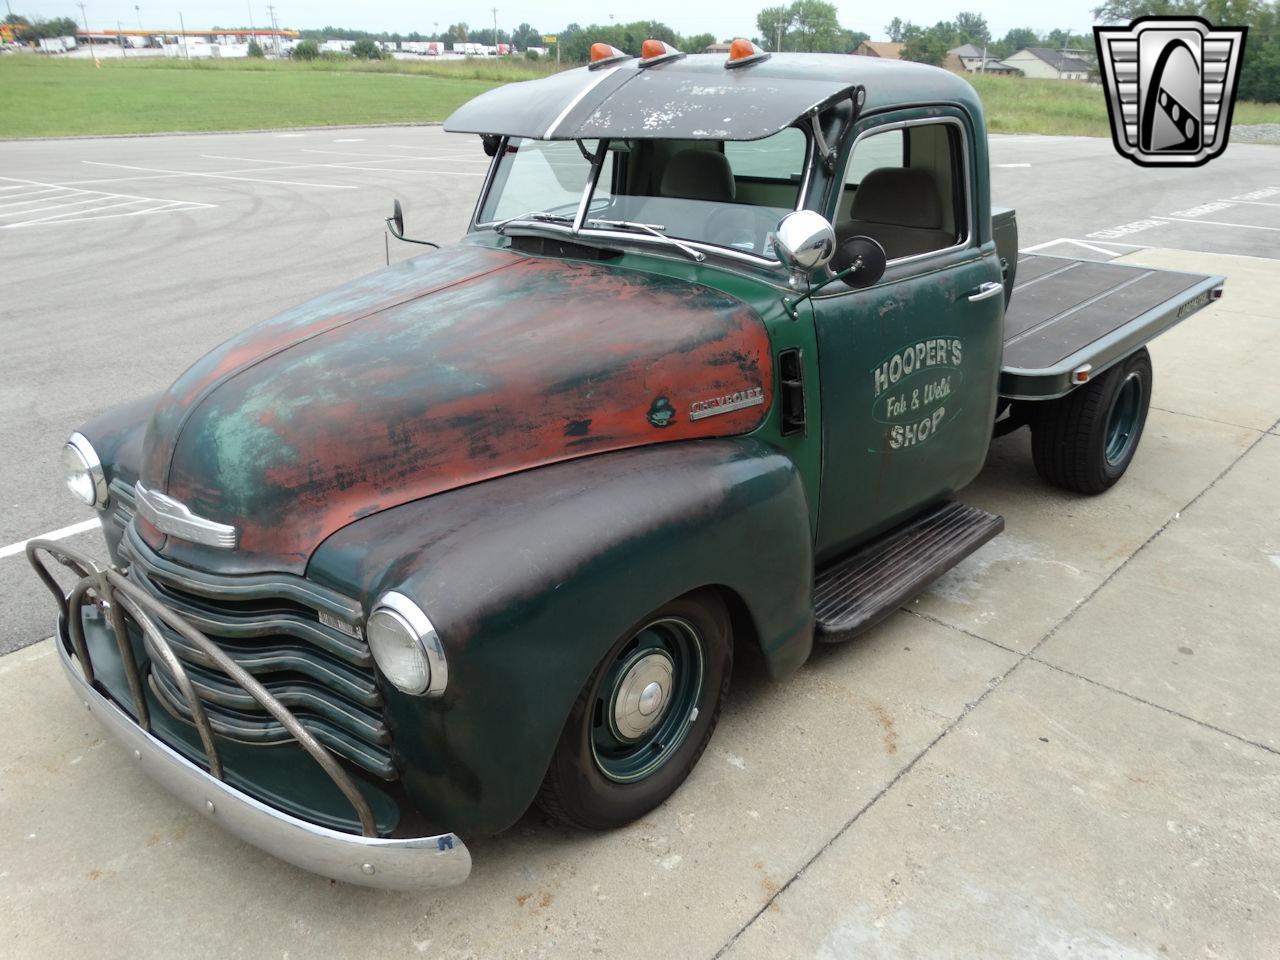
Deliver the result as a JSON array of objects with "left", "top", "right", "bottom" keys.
[
  {"left": 1001, "top": 47, "right": 1090, "bottom": 80},
  {"left": 852, "top": 40, "right": 904, "bottom": 59},
  {"left": 703, "top": 41, "right": 733, "bottom": 54},
  {"left": 947, "top": 43, "right": 1022, "bottom": 75}
]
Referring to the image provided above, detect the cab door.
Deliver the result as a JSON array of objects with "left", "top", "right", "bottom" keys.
[{"left": 811, "top": 110, "right": 1004, "bottom": 562}]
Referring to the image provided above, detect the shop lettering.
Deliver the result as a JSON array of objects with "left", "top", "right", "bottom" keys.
[{"left": 873, "top": 338, "right": 962, "bottom": 398}]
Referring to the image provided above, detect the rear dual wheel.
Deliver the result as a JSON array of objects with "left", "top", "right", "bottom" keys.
[
  {"left": 1029, "top": 348, "right": 1153, "bottom": 495},
  {"left": 536, "top": 591, "right": 732, "bottom": 830}
]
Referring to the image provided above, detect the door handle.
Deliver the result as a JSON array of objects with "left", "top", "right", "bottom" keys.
[{"left": 967, "top": 281, "right": 1004, "bottom": 302}]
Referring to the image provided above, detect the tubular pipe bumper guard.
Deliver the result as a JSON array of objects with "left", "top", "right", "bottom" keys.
[{"left": 27, "top": 539, "right": 471, "bottom": 890}]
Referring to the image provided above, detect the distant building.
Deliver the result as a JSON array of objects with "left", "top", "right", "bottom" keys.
[
  {"left": 1001, "top": 47, "right": 1090, "bottom": 80},
  {"left": 852, "top": 40, "right": 904, "bottom": 59},
  {"left": 947, "top": 43, "right": 1022, "bottom": 75},
  {"left": 704, "top": 41, "right": 733, "bottom": 54}
]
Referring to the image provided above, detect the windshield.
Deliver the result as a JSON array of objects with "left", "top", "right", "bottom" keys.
[{"left": 477, "top": 127, "right": 810, "bottom": 260}]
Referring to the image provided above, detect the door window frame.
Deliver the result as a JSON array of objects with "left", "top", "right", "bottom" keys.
[{"left": 822, "top": 113, "right": 976, "bottom": 284}]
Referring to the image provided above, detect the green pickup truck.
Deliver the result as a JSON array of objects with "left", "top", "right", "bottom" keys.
[{"left": 31, "top": 44, "right": 1226, "bottom": 890}]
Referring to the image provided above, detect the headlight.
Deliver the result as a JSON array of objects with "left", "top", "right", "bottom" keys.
[
  {"left": 62, "top": 432, "right": 108, "bottom": 509},
  {"left": 366, "top": 591, "right": 448, "bottom": 697}
]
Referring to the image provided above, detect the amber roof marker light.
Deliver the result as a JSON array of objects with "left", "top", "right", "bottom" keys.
[
  {"left": 726, "top": 38, "right": 769, "bottom": 68},
  {"left": 589, "top": 43, "right": 631, "bottom": 69},
  {"left": 639, "top": 39, "right": 684, "bottom": 66}
]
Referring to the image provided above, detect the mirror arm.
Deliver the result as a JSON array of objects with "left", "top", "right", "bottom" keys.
[
  {"left": 809, "top": 109, "right": 837, "bottom": 172},
  {"left": 782, "top": 258, "right": 864, "bottom": 319},
  {"left": 384, "top": 217, "right": 440, "bottom": 249}
]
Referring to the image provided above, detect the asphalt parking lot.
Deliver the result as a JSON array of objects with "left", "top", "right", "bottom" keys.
[{"left": 1, "top": 127, "right": 1278, "bottom": 958}]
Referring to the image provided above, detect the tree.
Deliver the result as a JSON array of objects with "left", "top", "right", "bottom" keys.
[
  {"left": 757, "top": 5, "right": 791, "bottom": 51},
  {"left": 680, "top": 32, "right": 717, "bottom": 52},
  {"left": 756, "top": 0, "right": 845, "bottom": 52},
  {"left": 292, "top": 38, "right": 319, "bottom": 60},
  {"left": 351, "top": 37, "right": 383, "bottom": 58},
  {"left": 995, "top": 27, "right": 1039, "bottom": 58},
  {"left": 511, "top": 22, "right": 541, "bottom": 50},
  {"left": 900, "top": 21, "right": 956, "bottom": 65},
  {"left": 247, "top": 38, "right": 264, "bottom": 57},
  {"left": 885, "top": 17, "right": 906, "bottom": 42},
  {"left": 953, "top": 12, "right": 991, "bottom": 47},
  {"left": 446, "top": 23, "right": 469, "bottom": 43}
]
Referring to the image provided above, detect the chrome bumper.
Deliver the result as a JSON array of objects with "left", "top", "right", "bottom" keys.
[{"left": 32, "top": 540, "right": 470, "bottom": 891}]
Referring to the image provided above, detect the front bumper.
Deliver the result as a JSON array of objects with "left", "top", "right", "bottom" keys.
[{"left": 33, "top": 540, "right": 471, "bottom": 891}]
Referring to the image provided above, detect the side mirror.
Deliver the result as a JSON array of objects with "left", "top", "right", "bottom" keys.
[
  {"left": 830, "top": 235, "right": 887, "bottom": 289},
  {"left": 772, "top": 210, "right": 836, "bottom": 277},
  {"left": 387, "top": 199, "right": 405, "bottom": 240},
  {"left": 481, "top": 134, "right": 501, "bottom": 157}
]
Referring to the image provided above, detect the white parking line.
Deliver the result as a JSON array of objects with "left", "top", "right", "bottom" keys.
[
  {"left": 0, "top": 519, "right": 100, "bottom": 561},
  {"left": 302, "top": 147, "right": 486, "bottom": 164},
  {"left": 1222, "top": 199, "right": 1280, "bottom": 207},
  {"left": 196, "top": 154, "right": 486, "bottom": 177},
  {"left": 81, "top": 160, "right": 357, "bottom": 190},
  {"left": 1022, "top": 237, "right": 1123, "bottom": 257},
  {"left": 0, "top": 176, "right": 215, "bottom": 229},
  {"left": 995, "top": 163, "right": 1032, "bottom": 168},
  {"left": 1153, "top": 215, "right": 1280, "bottom": 232}
]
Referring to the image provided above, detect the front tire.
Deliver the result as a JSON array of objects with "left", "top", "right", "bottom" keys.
[
  {"left": 1029, "top": 348, "right": 1153, "bottom": 495},
  {"left": 535, "top": 591, "right": 732, "bottom": 830}
]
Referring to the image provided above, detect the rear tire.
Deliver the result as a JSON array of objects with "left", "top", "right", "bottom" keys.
[
  {"left": 1029, "top": 348, "right": 1153, "bottom": 495},
  {"left": 535, "top": 591, "right": 732, "bottom": 830}
]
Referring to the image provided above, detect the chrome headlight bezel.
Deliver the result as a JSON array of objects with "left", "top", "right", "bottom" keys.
[
  {"left": 366, "top": 591, "right": 448, "bottom": 697},
  {"left": 62, "top": 432, "right": 108, "bottom": 510}
]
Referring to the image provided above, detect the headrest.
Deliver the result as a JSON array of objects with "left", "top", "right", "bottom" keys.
[
  {"left": 659, "top": 149, "right": 736, "bottom": 203},
  {"left": 850, "top": 167, "right": 942, "bottom": 229}
]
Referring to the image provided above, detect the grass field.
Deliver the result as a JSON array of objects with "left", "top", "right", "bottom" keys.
[
  {"left": 970, "top": 72, "right": 1280, "bottom": 136},
  {"left": 0, "top": 55, "right": 555, "bottom": 137},
  {"left": 1, "top": 54, "right": 1278, "bottom": 139}
]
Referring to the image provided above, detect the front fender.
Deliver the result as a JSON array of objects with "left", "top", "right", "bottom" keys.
[
  {"left": 74, "top": 393, "right": 160, "bottom": 559},
  {"left": 308, "top": 439, "right": 814, "bottom": 836}
]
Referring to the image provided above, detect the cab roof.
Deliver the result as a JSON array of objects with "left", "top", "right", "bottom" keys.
[{"left": 443, "top": 53, "right": 979, "bottom": 142}]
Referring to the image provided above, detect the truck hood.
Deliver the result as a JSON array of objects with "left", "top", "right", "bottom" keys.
[{"left": 138, "top": 245, "right": 774, "bottom": 573}]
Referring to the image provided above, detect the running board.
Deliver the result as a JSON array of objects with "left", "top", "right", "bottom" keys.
[{"left": 814, "top": 502, "right": 1004, "bottom": 642}]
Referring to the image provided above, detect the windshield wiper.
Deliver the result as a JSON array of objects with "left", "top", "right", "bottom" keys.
[
  {"left": 585, "top": 219, "right": 705, "bottom": 263},
  {"left": 493, "top": 211, "right": 574, "bottom": 234}
]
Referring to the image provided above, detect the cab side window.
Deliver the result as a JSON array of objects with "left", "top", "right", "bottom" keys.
[{"left": 835, "top": 122, "right": 967, "bottom": 263}]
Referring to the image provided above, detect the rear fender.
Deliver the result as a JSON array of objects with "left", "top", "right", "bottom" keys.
[{"left": 308, "top": 439, "right": 815, "bottom": 835}]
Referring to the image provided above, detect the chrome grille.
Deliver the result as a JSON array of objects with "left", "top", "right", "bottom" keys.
[{"left": 120, "top": 523, "right": 395, "bottom": 780}]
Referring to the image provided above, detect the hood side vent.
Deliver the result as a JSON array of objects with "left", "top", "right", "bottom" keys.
[{"left": 779, "top": 348, "right": 806, "bottom": 437}]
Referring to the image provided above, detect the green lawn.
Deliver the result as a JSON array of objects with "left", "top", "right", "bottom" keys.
[
  {"left": 2, "top": 54, "right": 1277, "bottom": 140},
  {"left": 0, "top": 55, "right": 555, "bottom": 137},
  {"left": 969, "top": 71, "right": 1280, "bottom": 136}
]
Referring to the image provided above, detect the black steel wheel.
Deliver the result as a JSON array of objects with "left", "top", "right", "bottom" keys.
[
  {"left": 1029, "top": 348, "right": 1153, "bottom": 495},
  {"left": 535, "top": 591, "right": 732, "bottom": 830}
]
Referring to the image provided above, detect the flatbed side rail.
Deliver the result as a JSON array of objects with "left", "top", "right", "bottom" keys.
[{"left": 26, "top": 539, "right": 378, "bottom": 838}]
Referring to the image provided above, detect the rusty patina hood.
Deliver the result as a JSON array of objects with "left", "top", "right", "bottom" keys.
[{"left": 137, "top": 245, "right": 773, "bottom": 573}]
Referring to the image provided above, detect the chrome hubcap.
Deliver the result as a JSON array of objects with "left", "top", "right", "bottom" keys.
[{"left": 610, "top": 652, "right": 673, "bottom": 741}]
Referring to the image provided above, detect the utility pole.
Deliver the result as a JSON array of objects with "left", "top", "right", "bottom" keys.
[
  {"left": 775, "top": 17, "right": 783, "bottom": 53},
  {"left": 178, "top": 9, "right": 187, "bottom": 58},
  {"left": 118, "top": 19, "right": 125, "bottom": 55},
  {"left": 135, "top": 4, "right": 142, "bottom": 32},
  {"left": 77, "top": 3, "right": 100, "bottom": 67},
  {"left": 247, "top": 1, "right": 255, "bottom": 36},
  {"left": 265, "top": 3, "right": 278, "bottom": 56},
  {"left": 490, "top": 6, "right": 497, "bottom": 50}
]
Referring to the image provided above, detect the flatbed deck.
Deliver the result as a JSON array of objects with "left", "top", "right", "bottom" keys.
[{"left": 999, "top": 254, "right": 1224, "bottom": 400}]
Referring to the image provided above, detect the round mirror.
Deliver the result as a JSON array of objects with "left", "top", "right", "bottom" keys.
[
  {"left": 772, "top": 210, "right": 836, "bottom": 274},
  {"left": 389, "top": 199, "right": 405, "bottom": 239},
  {"left": 830, "top": 234, "right": 888, "bottom": 289}
]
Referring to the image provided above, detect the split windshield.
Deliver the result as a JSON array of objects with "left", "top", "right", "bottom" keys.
[{"left": 477, "top": 128, "right": 810, "bottom": 260}]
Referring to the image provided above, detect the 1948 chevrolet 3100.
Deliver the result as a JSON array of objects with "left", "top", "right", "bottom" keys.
[{"left": 30, "top": 41, "right": 1226, "bottom": 889}]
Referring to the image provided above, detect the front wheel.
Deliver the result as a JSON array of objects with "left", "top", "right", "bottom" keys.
[
  {"left": 1029, "top": 348, "right": 1153, "bottom": 495},
  {"left": 535, "top": 591, "right": 732, "bottom": 830}
]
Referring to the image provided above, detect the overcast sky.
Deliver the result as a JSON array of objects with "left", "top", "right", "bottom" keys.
[{"left": 21, "top": 0, "right": 1101, "bottom": 41}]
